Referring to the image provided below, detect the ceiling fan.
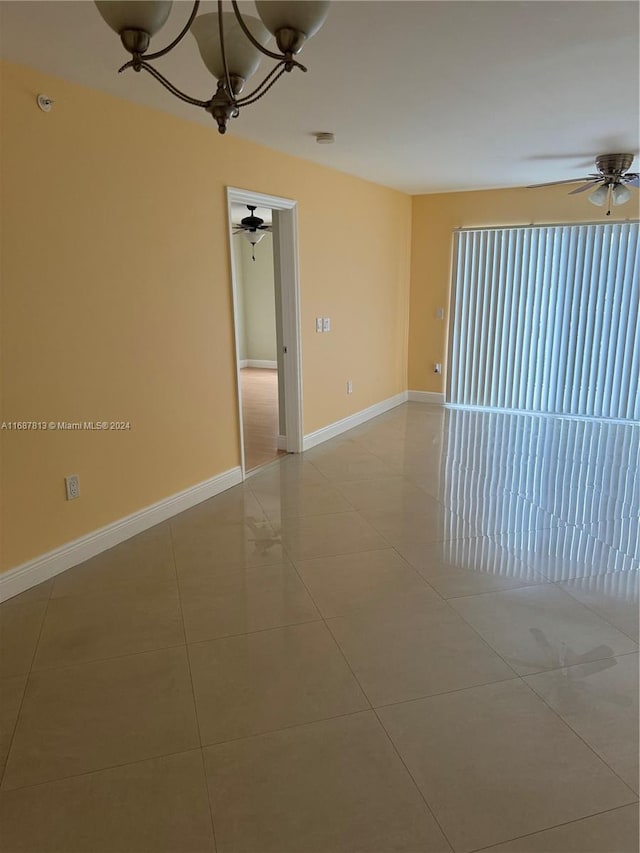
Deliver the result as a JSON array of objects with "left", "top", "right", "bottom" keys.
[
  {"left": 528, "top": 153, "right": 639, "bottom": 216},
  {"left": 233, "top": 205, "right": 272, "bottom": 259}
]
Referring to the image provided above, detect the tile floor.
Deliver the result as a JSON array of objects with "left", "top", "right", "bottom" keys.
[{"left": 0, "top": 404, "right": 638, "bottom": 852}]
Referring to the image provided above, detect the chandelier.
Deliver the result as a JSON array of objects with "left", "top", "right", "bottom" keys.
[{"left": 95, "top": 1, "right": 330, "bottom": 134}]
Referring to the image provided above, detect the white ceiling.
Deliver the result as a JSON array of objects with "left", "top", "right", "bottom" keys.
[{"left": 1, "top": 1, "right": 638, "bottom": 194}]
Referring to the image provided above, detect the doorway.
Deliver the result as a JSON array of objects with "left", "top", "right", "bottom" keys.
[{"left": 227, "top": 188, "right": 303, "bottom": 476}]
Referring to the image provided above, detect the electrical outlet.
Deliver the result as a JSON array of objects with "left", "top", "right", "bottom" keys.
[
  {"left": 347, "top": 380, "right": 353, "bottom": 394},
  {"left": 434, "top": 363, "right": 442, "bottom": 374},
  {"left": 316, "top": 317, "right": 323, "bottom": 333},
  {"left": 323, "top": 317, "right": 331, "bottom": 332},
  {"left": 65, "top": 474, "right": 80, "bottom": 500},
  {"left": 436, "top": 308, "right": 445, "bottom": 320}
]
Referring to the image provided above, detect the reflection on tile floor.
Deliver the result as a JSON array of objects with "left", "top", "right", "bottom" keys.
[{"left": 0, "top": 404, "right": 638, "bottom": 852}]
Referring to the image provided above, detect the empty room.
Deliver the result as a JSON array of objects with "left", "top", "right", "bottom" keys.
[{"left": 0, "top": 1, "right": 638, "bottom": 851}]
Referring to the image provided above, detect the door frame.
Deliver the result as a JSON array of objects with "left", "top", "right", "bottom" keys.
[{"left": 226, "top": 187, "right": 304, "bottom": 475}]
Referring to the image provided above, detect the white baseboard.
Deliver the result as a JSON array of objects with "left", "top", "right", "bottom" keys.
[
  {"left": 0, "top": 466, "right": 243, "bottom": 602},
  {"left": 408, "top": 390, "right": 446, "bottom": 405},
  {"left": 303, "top": 392, "right": 408, "bottom": 451},
  {"left": 240, "top": 359, "right": 277, "bottom": 369},
  {"left": 277, "top": 435, "right": 287, "bottom": 450}
]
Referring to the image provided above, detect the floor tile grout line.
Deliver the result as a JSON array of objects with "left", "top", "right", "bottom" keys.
[
  {"left": 465, "top": 801, "right": 640, "bottom": 853},
  {"left": 443, "top": 581, "right": 562, "bottom": 602},
  {"left": 371, "top": 706, "right": 456, "bottom": 852},
  {"left": 1, "top": 577, "right": 57, "bottom": 788},
  {"left": 551, "top": 578, "right": 640, "bottom": 645},
  {"left": 368, "top": 674, "right": 522, "bottom": 713},
  {"left": 447, "top": 581, "right": 638, "bottom": 672},
  {"left": 0, "top": 746, "right": 205, "bottom": 795},
  {"left": 439, "top": 577, "right": 638, "bottom": 814},
  {"left": 518, "top": 676, "right": 640, "bottom": 799},
  {"left": 4, "top": 673, "right": 635, "bottom": 804},
  {"left": 444, "top": 583, "right": 639, "bottom": 693},
  {"left": 285, "top": 540, "right": 458, "bottom": 851},
  {"left": 446, "top": 578, "right": 639, "bottom": 650},
  {"left": 200, "top": 707, "right": 375, "bottom": 752},
  {"left": 168, "top": 521, "right": 219, "bottom": 853},
  {"left": 365, "top": 644, "right": 640, "bottom": 712},
  {"left": 279, "top": 535, "right": 373, "bottom": 713},
  {"left": 277, "top": 462, "right": 631, "bottom": 792},
  {"left": 21, "top": 641, "right": 189, "bottom": 678},
  {"left": 185, "top": 616, "right": 326, "bottom": 647}
]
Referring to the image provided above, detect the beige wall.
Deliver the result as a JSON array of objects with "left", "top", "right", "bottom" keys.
[
  {"left": 235, "top": 232, "right": 277, "bottom": 363},
  {"left": 408, "top": 186, "right": 640, "bottom": 393},
  {"left": 0, "top": 60, "right": 411, "bottom": 571}
]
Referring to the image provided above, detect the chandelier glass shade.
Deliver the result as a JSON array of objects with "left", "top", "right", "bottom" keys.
[
  {"left": 94, "top": 0, "right": 329, "bottom": 133},
  {"left": 96, "top": 1, "right": 172, "bottom": 37},
  {"left": 190, "top": 12, "right": 270, "bottom": 84}
]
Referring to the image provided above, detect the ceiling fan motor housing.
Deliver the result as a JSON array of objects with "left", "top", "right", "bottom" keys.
[
  {"left": 240, "top": 205, "right": 266, "bottom": 232},
  {"left": 596, "top": 153, "right": 634, "bottom": 178}
]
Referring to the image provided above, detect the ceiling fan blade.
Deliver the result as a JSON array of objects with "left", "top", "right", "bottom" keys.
[
  {"left": 527, "top": 178, "right": 590, "bottom": 188},
  {"left": 568, "top": 180, "right": 602, "bottom": 195},
  {"left": 258, "top": 225, "right": 273, "bottom": 231},
  {"left": 623, "top": 175, "right": 640, "bottom": 187}
]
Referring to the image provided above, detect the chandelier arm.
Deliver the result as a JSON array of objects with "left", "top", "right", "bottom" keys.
[
  {"left": 237, "top": 66, "right": 288, "bottom": 107},
  {"left": 230, "top": 0, "right": 287, "bottom": 61},
  {"left": 137, "top": 62, "right": 210, "bottom": 107},
  {"left": 142, "top": 0, "right": 201, "bottom": 62},
  {"left": 235, "top": 61, "right": 286, "bottom": 104},
  {"left": 218, "top": 0, "right": 235, "bottom": 101}
]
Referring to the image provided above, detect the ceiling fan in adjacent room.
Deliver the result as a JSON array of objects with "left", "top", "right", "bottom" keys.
[
  {"left": 528, "top": 153, "right": 639, "bottom": 216},
  {"left": 233, "top": 205, "right": 272, "bottom": 260}
]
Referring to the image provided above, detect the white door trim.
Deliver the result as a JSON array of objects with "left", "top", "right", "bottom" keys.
[{"left": 226, "top": 187, "right": 304, "bottom": 474}]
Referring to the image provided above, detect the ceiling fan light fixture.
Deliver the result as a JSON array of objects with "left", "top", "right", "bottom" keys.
[
  {"left": 612, "top": 183, "right": 632, "bottom": 206},
  {"left": 588, "top": 184, "right": 609, "bottom": 207},
  {"left": 243, "top": 230, "right": 267, "bottom": 246}
]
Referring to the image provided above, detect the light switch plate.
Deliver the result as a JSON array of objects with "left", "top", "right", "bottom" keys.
[
  {"left": 323, "top": 317, "right": 331, "bottom": 332},
  {"left": 316, "top": 317, "right": 323, "bottom": 333}
]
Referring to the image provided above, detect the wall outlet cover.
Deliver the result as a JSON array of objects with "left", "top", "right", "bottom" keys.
[{"left": 65, "top": 474, "right": 80, "bottom": 500}]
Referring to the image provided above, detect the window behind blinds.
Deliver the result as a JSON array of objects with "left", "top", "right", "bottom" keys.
[{"left": 447, "top": 222, "right": 639, "bottom": 421}]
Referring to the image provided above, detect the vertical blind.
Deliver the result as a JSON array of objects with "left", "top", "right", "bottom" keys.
[{"left": 447, "top": 222, "right": 640, "bottom": 420}]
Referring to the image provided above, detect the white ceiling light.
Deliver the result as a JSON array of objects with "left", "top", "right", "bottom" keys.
[
  {"left": 588, "top": 184, "right": 610, "bottom": 207},
  {"left": 612, "top": 183, "right": 632, "bottom": 206},
  {"left": 588, "top": 180, "right": 633, "bottom": 214},
  {"left": 243, "top": 228, "right": 266, "bottom": 261},
  {"left": 244, "top": 230, "right": 266, "bottom": 246},
  {"left": 94, "top": 0, "right": 329, "bottom": 134}
]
